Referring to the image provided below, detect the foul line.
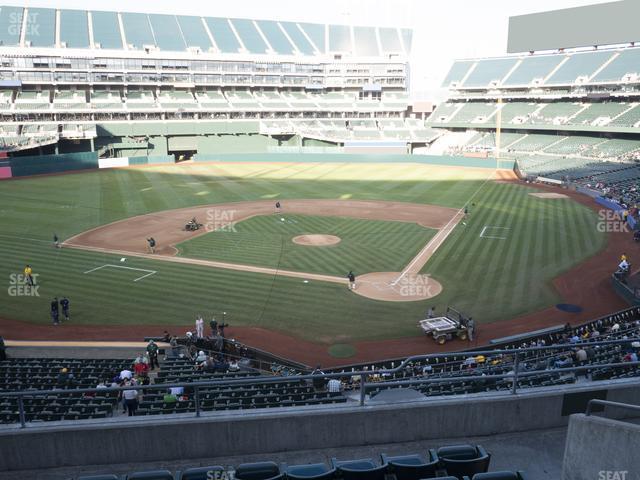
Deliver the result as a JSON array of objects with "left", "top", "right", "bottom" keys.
[
  {"left": 391, "top": 168, "right": 498, "bottom": 286},
  {"left": 83, "top": 264, "right": 157, "bottom": 282}
]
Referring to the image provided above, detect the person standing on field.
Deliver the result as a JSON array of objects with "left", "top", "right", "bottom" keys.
[
  {"left": 60, "top": 296, "right": 70, "bottom": 321},
  {"left": 50, "top": 297, "right": 60, "bottom": 325},
  {"left": 347, "top": 271, "right": 356, "bottom": 290},
  {"left": 24, "top": 265, "right": 34, "bottom": 286}
]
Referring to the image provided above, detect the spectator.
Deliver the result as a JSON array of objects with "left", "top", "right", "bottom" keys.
[
  {"left": 195, "top": 350, "right": 207, "bottom": 363},
  {"left": 311, "top": 365, "right": 325, "bottom": 390},
  {"left": 133, "top": 356, "right": 149, "bottom": 377},
  {"left": 327, "top": 378, "right": 342, "bottom": 393},
  {"left": 575, "top": 348, "right": 588, "bottom": 362},
  {"left": 163, "top": 390, "right": 178, "bottom": 404},
  {"left": 122, "top": 380, "right": 139, "bottom": 416},
  {"left": 170, "top": 336, "right": 179, "bottom": 357},
  {"left": 119, "top": 368, "right": 133, "bottom": 381},
  {"left": 146, "top": 340, "right": 159, "bottom": 370}
]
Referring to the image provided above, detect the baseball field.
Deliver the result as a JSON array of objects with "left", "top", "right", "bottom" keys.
[{"left": 0, "top": 160, "right": 609, "bottom": 355}]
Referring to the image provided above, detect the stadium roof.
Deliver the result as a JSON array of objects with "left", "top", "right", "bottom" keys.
[{"left": 0, "top": 6, "right": 412, "bottom": 57}]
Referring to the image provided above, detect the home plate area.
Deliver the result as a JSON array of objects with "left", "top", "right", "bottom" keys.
[{"left": 353, "top": 272, "right": 443, "bottom": 302}]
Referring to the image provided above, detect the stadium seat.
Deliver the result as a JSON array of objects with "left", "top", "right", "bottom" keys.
[
  {"left": 282, "top": 462, "right": 336, "bottom": 479},
  {"left": 380, "top": 451, "right": 440, "bottom": 479},
  {"left": 177, "top": 466, "right": 225, "bottom": 480},
  {"left": 78, "top": 476, "right": 119, "bottom": 480},
  {"left": 436, "top": 444, "right": 491, "bottom": 479},
  {"left": 234, "top": 461, "right": 283, "bottom": 480},
  {"left": 127, "top": 471, "right": 174, "bottom": 480},
  {"left": 464, "top": 472, "right": 526, "bottom": 480},
  {"left": 330, "top": 458, "right": 387, "bottom": 480}
]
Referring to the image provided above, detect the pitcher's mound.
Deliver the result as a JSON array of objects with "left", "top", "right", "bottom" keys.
[
  {"left": 292, "top": 234, "right": 341, "bottom": 246},
  {"left": 529, "top": 192, "right": 569, "bottom": 199},
  {"left": 352, "top": 272, "right": 442, "bottom": 302}
]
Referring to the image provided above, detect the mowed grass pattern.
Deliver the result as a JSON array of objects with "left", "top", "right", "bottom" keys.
[
  {"left": 176, "top": 215, "right": 436, "bottom": 276},
  {"left": 0, "top": 162, "right": 606, "bottom": 342}
]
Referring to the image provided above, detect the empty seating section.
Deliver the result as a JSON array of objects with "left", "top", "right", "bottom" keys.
[
  {"left": 570, "top": 103, "right": 629, "bottom": 125},
  {"left": 329, "top": 25, "right": 352, "bottom": 53},
  {"left": 0, "top": 358, "right": 130, "bottom": 423},
  {"left": 442, "top": 60, "right": 475, "bottom": 87},
  {"left": 592, "top": 49, "right": 640, "bottom": 83},
  {"left": 231, "top": 18, "right": 269, "bottom": 54},
  {"left": 608, "top": 104, "right": 640, "bottom": 127},
  {"left": 510, "top": 134, "right": 564, "bottom": 152},
  {"left": 430, "top": 103, "right": 461, "bottom": 122},
  {"left": 498, "top": 103, "right": 539, "bottom": 124},
  {"left": 176, "top": 16, "right": 213, "bottom": 52},
  {"left": 462, "top": 58, "right": 517, "bottom": 88},
  {"left": 503, "top": 55, "right": 563, "bottom": 86},
  {"left": 257, "top": 20, "right": 295, "bottom": 55},
  {"left": 25, "top": 8, "right": 55, "bottom": 47},
  {"left": 543, "top": 136, "right": 604, "bottom": 155},
  {"left": 546, "top": 51, "right": 614, "bottom": 85},
  {"left": 121, "top": 12, "right": 156, "bottom": 50},
  {"left": 59, "top": 10, "right": 90, "bottom": 48},
  {"left": 378, "top": 27, "right": 403, "bottom": 54},
  {"left": 523, "top": 102, "right": 583, "bottom": 125},
  {"left": 91, "top": 90, "right": 123, "bottom": 109},
  {"left": 0, "top": 6, "right": 22, "bottom": 46},
  {"left": 54, "top": 90, "right": 88, "bottom": 109},
  {"left": 449, "top": 103, "right": 496, "bottom": 123},
  {"left": 15, "top": 90, "right": 50, "bottom": 110},
  {"left": 353, "top": 27, "right": 379, "bottom": 56},
  {"left": 149, "top": 14, "right": 187, "bottom": 52},
  {"left": 280, "top": 22, "right": 316, "bottom": 55},
  {"left": 91, "top": 11, "right": 123, "bottom": 49}
]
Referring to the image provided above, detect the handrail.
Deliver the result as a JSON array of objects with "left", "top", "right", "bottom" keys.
[
  {"left": 586, "top": 399, "right": 640, "bottom": 416},
  {"left": 1, "top": 336, "right": 639, "bottom": 428}
]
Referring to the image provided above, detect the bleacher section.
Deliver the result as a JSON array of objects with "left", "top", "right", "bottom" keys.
[{"left": 0, "top": 6, "right": 412, "bottom": 56}]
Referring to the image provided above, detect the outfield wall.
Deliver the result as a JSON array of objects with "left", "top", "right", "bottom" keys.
[
  {"left": 0, "top": 381, "right": 637, "bottom": 471},
  {"left": 0, "top": 153, "right": 175, "bottom": 179},
  {"left": 193, "top": 152, "right": 515, "bottom": 169}
]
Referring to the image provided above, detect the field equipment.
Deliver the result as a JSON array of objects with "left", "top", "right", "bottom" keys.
[
  {"left": 184, "top": 218, "right": 204, "bottom": 231},
  {"left": 418, "top": 306, "right": 472, "bottom": 344}
]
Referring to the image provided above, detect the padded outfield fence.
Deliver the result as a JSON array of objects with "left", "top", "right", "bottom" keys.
[{"left": 1, "top": 337, "right": 639, "bottom": 428}]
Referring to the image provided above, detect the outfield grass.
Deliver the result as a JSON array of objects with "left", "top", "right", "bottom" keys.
[
  {"left": 176, "top": 214, "right": 436, "bottom": 276},
  {"left": 0, "top": 162, "right": 607, "bottom": 343}
]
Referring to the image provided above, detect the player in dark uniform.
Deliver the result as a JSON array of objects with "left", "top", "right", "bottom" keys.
[
  {"left": 275, "top": 201, "right": 281, "bottom": 213},
  {"left": 347, "top": 271, "right": 356, "bottom": 290},
  {"left": 53, "top": 233, "right": 61, "bottom": 248},
  {"left": 147, "top": 237, "right": 156, "bottom": 253},
  {"left": 51, "top": 297, "right": 59, "bottom": 325},
  {"left": 60, "top": 297, "right": 70, "bottom": 321}
]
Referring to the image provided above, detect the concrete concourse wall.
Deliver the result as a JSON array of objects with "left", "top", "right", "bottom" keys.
[
  {"left": 562, "top": 414, "right": 640, "bottom": 480},
  {"left": 1, "top": 382, "right": 639, "bottom": 472}
]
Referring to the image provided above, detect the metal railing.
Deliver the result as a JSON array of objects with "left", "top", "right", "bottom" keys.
[
  {"left": 1, "top": 337, "right": 639, "bottom": 428},
  {"left": 586, "top": 399, "right": 640, "bottom": 417}
]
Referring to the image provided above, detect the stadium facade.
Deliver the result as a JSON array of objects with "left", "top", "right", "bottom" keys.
[{"left": 0, "top": 6, "right": 444, "bottom": 159}]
